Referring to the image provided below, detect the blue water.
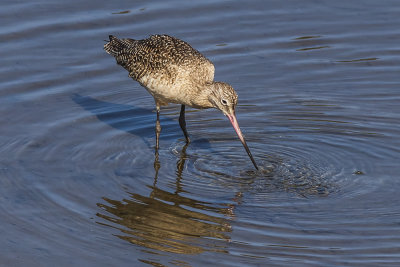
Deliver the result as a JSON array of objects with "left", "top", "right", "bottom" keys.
[{"left": 1, "top": 0, "right": 399, "bottom": 266}]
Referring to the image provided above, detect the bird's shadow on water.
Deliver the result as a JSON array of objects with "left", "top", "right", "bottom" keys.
[
  {"left": 72, "top": 94, "right": 216, "bottom": 150},
  {"left": 72, "top": 94, "right": 158, "bottom": 148}
]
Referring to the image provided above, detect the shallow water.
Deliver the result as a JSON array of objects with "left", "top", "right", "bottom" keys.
[{"left": 1, "top": 0, "right": 400, "bottom": 266}]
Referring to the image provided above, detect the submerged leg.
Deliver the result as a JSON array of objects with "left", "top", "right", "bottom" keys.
[
  {"left": 179, "top": 104, "right": 190, "bottom": 143},
  {"left": 155, "top": 106, "right": 161, "bottom": 150}
]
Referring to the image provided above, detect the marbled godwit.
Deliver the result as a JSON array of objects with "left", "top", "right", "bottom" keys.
[{"left": 104, "top": 34, "right": 258, "bottom": 169}]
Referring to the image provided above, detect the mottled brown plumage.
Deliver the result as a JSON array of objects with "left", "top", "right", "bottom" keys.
[{"left": 104, "top": 34, "right": 258, "bottom": 169}]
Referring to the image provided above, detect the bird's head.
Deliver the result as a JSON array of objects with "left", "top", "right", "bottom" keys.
[{"left": 208, "top": 82, "right": 238, "bottom": 117}]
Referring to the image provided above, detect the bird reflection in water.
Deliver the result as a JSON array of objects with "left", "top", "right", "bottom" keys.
[{"left": 97, "top": 144, "right": 238, "bottom": 255}]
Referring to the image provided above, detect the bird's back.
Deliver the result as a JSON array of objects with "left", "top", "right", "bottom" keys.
[{"left": 104, "top": 35, "right": 215, "bottom": 87}]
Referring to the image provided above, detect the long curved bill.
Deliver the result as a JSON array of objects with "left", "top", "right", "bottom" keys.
[{"left": 227, "top": 113, "right": 259, "bottom": 170}]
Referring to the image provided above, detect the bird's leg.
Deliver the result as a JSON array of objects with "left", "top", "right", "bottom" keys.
[
  {"left": 155, "top": 106, "right": 161, "bottom": 150},
  {"left": 153, "top": 105, "right": 161, "bottom": 178},
  {"left": 179, "top": 104, "right": 190, "bottom": 143}
]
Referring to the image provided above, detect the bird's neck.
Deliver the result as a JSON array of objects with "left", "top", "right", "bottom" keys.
[{"left": 191, "top": 82, "right": 216, "bottom": 109}]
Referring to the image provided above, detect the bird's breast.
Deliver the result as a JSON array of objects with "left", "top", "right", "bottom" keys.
[{"left": 137, "top": 64, "right": 213, "bottom": 109}]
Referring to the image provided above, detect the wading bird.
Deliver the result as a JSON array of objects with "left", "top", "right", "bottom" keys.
[{"left": 104, "top": 34, "right": 258, "bottom": 169}]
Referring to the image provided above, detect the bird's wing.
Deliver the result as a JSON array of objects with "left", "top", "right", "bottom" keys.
[{"left": 105, "top": 35, "right": 214, "bottom": 84}]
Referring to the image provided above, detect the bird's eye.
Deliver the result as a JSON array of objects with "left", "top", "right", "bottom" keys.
[{"left": 221, "top": 99, "right": 228, "bottom": 105}]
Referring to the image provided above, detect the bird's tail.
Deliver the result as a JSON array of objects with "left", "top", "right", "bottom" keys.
[{"left": 104, "top": 35, "right": 132, "bottom": 56}]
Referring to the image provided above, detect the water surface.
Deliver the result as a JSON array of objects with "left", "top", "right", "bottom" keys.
[{"left": 1, "top": 0, "right": 400, "bottom": 266}]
